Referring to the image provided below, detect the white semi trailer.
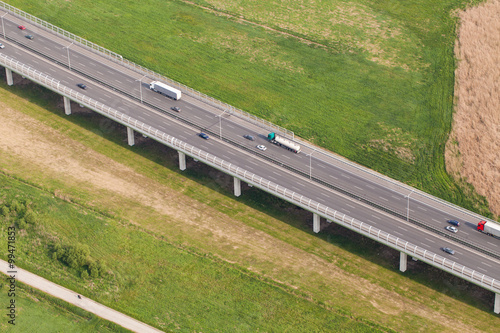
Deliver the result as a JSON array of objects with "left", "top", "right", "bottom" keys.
[
  {"left": 267, "top": 132, "right": 301, "bottom": 153},
  {"left": 477, "top": 220, "right": 500, "bottom": 238},
  {"left": 149, "top": 81, "right": 182, "bottom": 100}
]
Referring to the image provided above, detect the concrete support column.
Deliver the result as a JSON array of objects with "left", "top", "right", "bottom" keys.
[
  {"left": 399, "top": 252, "right": 407, "bottom": 272},
  {"left": 313, "top": 213, "right": 320, "bottom": 233},
  {"left": 5, "top": 68, "right": 13, "bottom": 86},
  {"left": 63, "top": 96, "right": 71, "bottom": 115},
  {"left": 233, "top": 177, "right": 241, "bottom": 197},
  {"left": 178, "top": 151, "right": 186, "bottom": 171},
  {"left": 495, "top": 293, "right": 500, "bottom": 314},
  {"left": 127, "top": 127, "right": 135, "bottom": 146}
]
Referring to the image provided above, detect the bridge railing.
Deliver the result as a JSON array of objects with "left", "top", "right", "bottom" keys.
[
  {"left": 1, "top": 52, "right": 499, "bottom": 294},
  {"left": 1, "top": 0, "right": 496, "bottom": 230}
]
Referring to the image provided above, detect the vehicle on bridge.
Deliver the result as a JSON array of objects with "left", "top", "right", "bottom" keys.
[
  {"left": 149, "top": 81, "right": 181, "bottom": 100},
  {"left": 477, "top": 220, "right": 500, "bottom": 238},
  {"left": 267, "top": 132, "right": 301, "bottom": 153}
]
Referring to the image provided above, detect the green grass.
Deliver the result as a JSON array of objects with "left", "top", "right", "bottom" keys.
[
  {"left": 2, "top": 0, "right": 492, "bottom": 217},
  {"left": 0, "top": 174, "right": 385, "bottom": 333},
  {"left": 0, "top": 281, "right": 130, "bottom": 332},
  {"left": 0, "top": 83, "right": 499, "bottom": 331}
]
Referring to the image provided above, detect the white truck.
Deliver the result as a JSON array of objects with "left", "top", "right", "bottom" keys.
[
  {"left": 477, "top": 220, "right": 500, "bottom": 238},
  {"left": 267, "top": 132, "right": 301, "bottom": 153},
  {"left": 149, "top": 81, "right": 181, "bottom": 100}
]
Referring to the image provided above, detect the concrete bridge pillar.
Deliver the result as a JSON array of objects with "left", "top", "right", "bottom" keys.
[
  {"left": 399, "top": 252, "right": 407, "bottom": 272},
  {"left": 495, "top": 293, "right": 500, "bottom": 314},
  {"left": 5, "top": 68, "right": 13, "bottom": 86},
  {"left": 63, "top": 96, "right": 71, "bottom": 115},
  {"left": 127, "top": 127, "right": 135, "bottom": 146},
  {"left": 313, "top": 213, "right": 320, "bottom": 233},
  {"left": 234, "top": 177, "right": 241, "bottom": 197},
  {"left": 178, "top": 151, "right": 186, "bottom": 171}
]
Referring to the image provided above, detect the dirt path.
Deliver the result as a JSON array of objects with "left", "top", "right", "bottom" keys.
[
  {"left": 447, "top": 0, "right": 500, "bottom": 217},
  {"left": 0, "top": 260, "right": 163, "bottom": 333},
  {"left": 0, "top": 91, "right": 492, "bottom": 331}
]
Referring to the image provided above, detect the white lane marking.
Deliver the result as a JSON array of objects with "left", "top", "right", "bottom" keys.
[
  {"left": 226, "top": 150, "right": 235, "bottom": 156},
  {"left": 343, "top": 210, "right": 350, "bottom": 214},
  {"left": 366, "top": 220, "right": 375, "bottom": 224},
  {"left": 177, "top": 135, "right": 187, "bottom": 140},
  {"left": 193, "top": 115, "right": 202, "bottom": 120},
  {"left": 184, "top": 106, "right": 193, "bottom": 110},
  {"left": 379, "top": 196, "right": 388, "bottom": 201},
  {"left": 372, "top": 215, "right": 381, "bottom": 220},
  {"left": 391, "top": 195, "right": 401, "bottom": 200},
  {"left": 107, "top": 70, "right": 114, "bottom": 74},
  {"left": 481, "top": 262, "right": 492, "bottom": 267},
  {"left": 226, "top": 124, "right": 235, "bottom": 129},
  {"left": 341, "top": 173, "right": 350, "bottom": 179},
  {"left": 296, "top": 182, "right": 306, "bottom": 187},
  {"left": 409, "top": 209, "right": 415, "bottom": 213},
  {"left": 487, "top": 242, "right": 498, "bottom": 247},
  {"left": 115, "top": 79, "right": 121, "bottom": 83},
  {"left": 248, "top": 160, "right": 259, "bottom": 166},
  {"left": 365, "top": 184, "right": 375, "bottom": 189},
  {"left": 292, "top": 186, "right": 301, "bottom": 191},
  {"left": 432, "top": 219, "right": 441, "bottom": 223},
  {"left": 477, "top": 267, "right": 487, "bottom": 272},
  {"left": 424, "top": 238, "right": 435, "bottom": 244},
  {"left": 44, "top": 46, "right": 51, "bottom": 50},
  {"left": 320, "top": 192, "right": 329, "bottom": 197},
  {"left": 272, "top": 171, "right": 281, "bottom": 176},
  {"left": 354, "top": 186, "right": 363, "bottom": 191},
  {"left": 117, "top": 106, "right": 126, "bottom": 110},
  {"left": 136, "top": 115, "right": 145, "bottom": 120},
  {"left": 418, "top": 206, "right": 428, "bottom": 211},
  {"left": 96, "top": 71, "right": 103, "bottom": 75},
  {"left": 268, "top": 176, "right": 277, "bottom": 181},
  {"left": 282, "top": 155, "right": 291, "bottom": 159},
  {"left": 153, "top": 97, "right": 162, "bottom": 102},
  {"left": 88, "top": 62, "right": 96, "bottom": 66},
  {"left": 329, "top": 175, "right": 338, "bottom": 180},
  {"left": 393, "top": 231, "right": 403, "bottom": 236},
  {"left": 318, "top": 164, "right": 326, "bottom": 168},
  {"left": 346, "top": 204, "right": 355, "bottom": 209},
  {"left": 397, "top": 226, "right": 408, "bottom": 231},
  {"left": 48, "top": 68, "right": 56, "bottom": 72},
  {"left": 204, "top": 141, "right": 213, "bottom": 146},
  {"left": 421, "top": 243, "right": 430, "bottom": 248},
  {"left": 102, "top": 94, "right": 112, "bottom": 99},
  {"left": 460, "top": 231, "right": 469, "bottom": 235}
]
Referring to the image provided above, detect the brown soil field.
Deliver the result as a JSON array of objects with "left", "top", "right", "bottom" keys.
[
  {"left": 447, "top": 0, "right": 500, "bottom": 217},
  {"left": 1, "top": 83, "right": 499, "bottom": 331}
]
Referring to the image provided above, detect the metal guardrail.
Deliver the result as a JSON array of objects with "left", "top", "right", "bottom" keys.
[
  {"left": 1, "top": 0, "right": 495, "bottom": 231},
  {"left": 1, "top": 52, "right": 498, "bottom": 295}
]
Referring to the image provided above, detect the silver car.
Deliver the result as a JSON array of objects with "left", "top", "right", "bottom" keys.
[
  {"left": 0, "top": 43, "right": 4, "bottom": 49},
  {"left": 445, "top": 226, "right": 458, "bottom": 233}
]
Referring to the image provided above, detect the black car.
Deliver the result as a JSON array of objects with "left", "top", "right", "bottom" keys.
[
  {"left": 77, "top": 83, "right": 87, "bottom": 90},
  {"left": 199, "top": 133, "right": 209, "bottom": 140},
  {"left": 441, "top": 247, "right": 455, "bottom": 255},
  {"left": 243, "top": 134, "right": 255, "bottom": 141},
  {"left": 171, "top": 106, "right": 181, "bottom": 112},
  {"left": 447, "top": 219, "right": 460, "bottom": 227},
  {"left": 25, "top": 34, "right": 34, "bottom": 40}
]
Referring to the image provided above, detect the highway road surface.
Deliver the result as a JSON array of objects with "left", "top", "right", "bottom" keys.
[{"left": 0, "top": 11, "right": 499, "bottom": 285}]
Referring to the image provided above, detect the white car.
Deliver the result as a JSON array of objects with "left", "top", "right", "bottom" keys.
[
  {"left": 0, "top": 43, "right": 4, "bottom": 49},
  {"left": 256, "top": 145, "right": 267, "bottom": 151},
  {"left": 445, "top": 226, "right": 458, "bottom": 233}
]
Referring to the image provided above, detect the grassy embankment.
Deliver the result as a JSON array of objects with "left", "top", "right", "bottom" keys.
[
  {"left": 0, "top": 281, "right": 131, "bottom": 333},
  {"left": 4, "top": 0, "right": 492, "bottom": 217},
  {"left": 0, "top": 77, "right": 499, "bottom": 331}
]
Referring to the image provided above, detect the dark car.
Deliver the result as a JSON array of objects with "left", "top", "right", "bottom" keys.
[
  {"left": 77, "top": 83, "right": 87, "bottom": 90},
  {"left": 447, "top": 219, "right": 460, "bottom": 227},
  {"left": 243, "top": 134, "right": 255, "bottom": 141},
  {"left": 171, "top": 106, "right": 181, "bottom": 112},
  {"left": 441, "top": 247, "right": 455, "bottom": 255},
  {"left": 25, "top": 34, "right": 33, "bottom": 40},
  {"left": 199, "top": 133, "right": 209, "bottom": 140},
  {"left": 18, "top": 25, "right": 26, "bottom": 30}
]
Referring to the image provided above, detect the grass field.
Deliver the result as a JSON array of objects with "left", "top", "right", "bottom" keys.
[
  {"left": 0, "top": 79, "right": 499, "bottom": 331},
  {"left": 3, "top": 0, "right": 492, "bottom": 217},
  {"left": 0, "top": 281, "right": 130, "bottom": 332}
]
